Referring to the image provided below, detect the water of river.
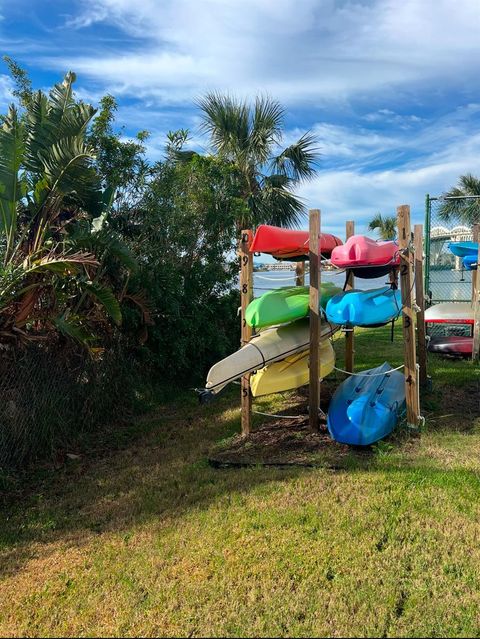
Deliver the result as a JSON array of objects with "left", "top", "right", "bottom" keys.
[
  {"left": 254, "top": 269, "right": 473, "bottom": 302},
  {"left": 253, "top": 270, "right": 391, "bottom": 296}
]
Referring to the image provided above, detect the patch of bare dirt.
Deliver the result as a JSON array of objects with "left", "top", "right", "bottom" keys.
[{"left": 209, "top": 417, "right": 353, "bottom": 467}]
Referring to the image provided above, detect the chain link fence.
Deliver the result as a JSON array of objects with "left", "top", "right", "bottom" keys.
[
  {"left": 425, "top": 194, "right": 480, "bottom": 305},
  {"left": 0, "top": 341, "right": 152, "bottom": 470}
]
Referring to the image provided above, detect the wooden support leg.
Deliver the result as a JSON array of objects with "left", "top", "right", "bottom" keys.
[
  {"left": 397, "top": 205, "right": 420, "bottom": 427},
  {"left": 239, "top": 230, "right": 253, "bottom": 436},
  {"left": 309, "top": 209, "right": 321, "bottom": 432},
  {"left": 295, "top": 261, "right": 305, "bottom": 287},
  {"left": 345, "top": 220, "right": 355, "bottom": 373}
]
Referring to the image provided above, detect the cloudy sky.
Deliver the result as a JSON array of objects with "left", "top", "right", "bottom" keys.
[{"left": 0, "top": 0, "right": 479, "bottom": 236}]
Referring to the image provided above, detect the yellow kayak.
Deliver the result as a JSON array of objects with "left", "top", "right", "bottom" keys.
[{"left": 250, "top": 339, "right": 335, "bottom": 397}]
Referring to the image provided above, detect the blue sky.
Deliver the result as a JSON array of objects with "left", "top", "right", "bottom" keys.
[{"left": 0, "top": 0, "right": 479, "bottom": 238}]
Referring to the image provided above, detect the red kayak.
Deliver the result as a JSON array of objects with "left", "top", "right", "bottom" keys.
[
  {"left": 428, "top": 336, "right": 473, "bottom": 357},
  {"left": 330, "top": 235, "right": 400, "bottom": 278},
  {"left": 250, "top": 224, "right": 342, "bottom": 259}
]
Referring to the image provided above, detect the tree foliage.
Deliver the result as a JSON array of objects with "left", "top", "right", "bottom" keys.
[
  {"left": 368, "top": 213, "right": 397, "bottom": 240},
  {"left": 194, "top": 93, "right": 320, "bottom": 229},
  {"left": 0, "top": 70, "right": 136, "bottom": 346},
  {"left": 438, "top": 174, "right": 480, "bottom": 224},
  {"left": 127, "top": 155, "right": 246, "bottom": 379}
]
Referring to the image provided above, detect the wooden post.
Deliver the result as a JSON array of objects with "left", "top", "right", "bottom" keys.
[
  {"left": 472, "top": 224, "right": 480, "bottom": 362},
  {"left": 414, "top": 224, "right": 428, "bottom": 387},
  {"left": 345, "top": 220, "right": 355, "bottom": 373},
  {"left": 309, "top": 209, "right": 321, "bottom": 432},
  {"left": 295, "top": 261, "right": 305, "bottom": 286},
  {"left": 239, "top": 230, "right": 254, "bottom": 436},
  {"left": 397, "top": 205, "right": 420, "bottom": 427}
]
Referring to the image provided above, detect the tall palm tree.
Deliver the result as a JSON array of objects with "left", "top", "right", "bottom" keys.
[
  {"left": 368, "top": 213, "right": 397, "bottom": 240},
  {"left": 197, "top": 93, "right": 320, "bottom": 229},
  {"left": 438, "top": 174, "right": 480, "bottom": 224}
]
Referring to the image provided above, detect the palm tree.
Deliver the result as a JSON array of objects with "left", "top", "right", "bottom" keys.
[
  {"left": 368, "top": 213, "right": 397, "bottom": 240},
  {"left": 0, "top": 73, "right": 137, "bottom": 344},
  {"left": 197, "top": 93, "right": 320, "bottom": 228},
  {"left": 438, "top": 174, "right": 480, "bottom": 224}
]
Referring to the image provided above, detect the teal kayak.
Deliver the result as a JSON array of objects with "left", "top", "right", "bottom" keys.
[
  {"left": 246, "top": 283, "right": 342, "bottom": 329},
  {"left": 325, "top": 286, "right": 402, "bottom": 327},
  {"left": 327, "top": 362, "right": 405, "bottom": 446}
]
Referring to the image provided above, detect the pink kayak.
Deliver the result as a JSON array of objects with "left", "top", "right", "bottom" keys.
[
  {"left": 250, "top": 224, "right": 343, "bottom": 259},
  {"left": 330, "top": 235, "right": 400, "bottom": 278}
]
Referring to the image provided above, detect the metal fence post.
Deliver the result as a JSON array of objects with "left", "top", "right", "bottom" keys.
[{"left": 424, "top": 194, "right": 431, "bottom": 305}]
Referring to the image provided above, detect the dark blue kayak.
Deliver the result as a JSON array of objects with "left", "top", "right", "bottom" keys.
[
  {"left": 449, "top": 241, "right": 478, "bottom": 258},
  {"left": 325, "top": 286, "right": 402, "bottom": 327},
  {"left": 327, "top": 362, "right": 405, "bottom": 446},
  {"left": 463, "top": 254, "right": 478, "bottom": 270}
]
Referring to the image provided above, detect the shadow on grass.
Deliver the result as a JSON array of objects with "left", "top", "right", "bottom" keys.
[
  {"left": 0, "top": 387, "right": 315, "bottom": 577},
  {"left": 0, "top": 327, "right": 478, "bottom": 579}
]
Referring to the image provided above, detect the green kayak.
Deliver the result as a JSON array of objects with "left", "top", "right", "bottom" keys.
[{"left": 246, "top": 283, "right": 342, "bottom": 329}]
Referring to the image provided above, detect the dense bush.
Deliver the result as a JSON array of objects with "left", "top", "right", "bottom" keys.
[
  {"left": 0, "top": 62, "right": 319, "bottom": 468},
  {"left": 126, "top": 156, "right": 246, "bottom": 382}
]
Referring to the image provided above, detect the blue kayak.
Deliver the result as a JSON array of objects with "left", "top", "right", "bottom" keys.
[
  {"left": 463, "top": 254, "right": 478, "bottom": 270},
  {"left": 325, "top": 286, "right": 402, "bottom": 327},
  {"left": 327, "top": 362, "right": 405, "bottom": 446},
  {"left": 449, "top": 241, "right": 478, "bottom": 258}
]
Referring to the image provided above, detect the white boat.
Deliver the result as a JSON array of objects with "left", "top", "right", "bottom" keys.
[
  {"left": 424, "top": 302, "right": 474, "bottom": 325},
  {"left": 199, "top": 319, "right": 338, "bottom": 401}
]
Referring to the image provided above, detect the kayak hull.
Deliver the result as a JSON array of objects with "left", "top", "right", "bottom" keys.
[
  {"left": 424, "top": 302, "right": 474, "bottom": 325},
  {"left": 449, "top": 241, "right": 479, "bottom": 258},
  {"left": 250, "top": 340, "right": 335, "bottom": 397},
  {"left": 463, "top": 255, "right": 478, "bottom": 270},
  {"left": 428, "top": 336, "right": 473, "bottom": 357},
  {"left": 202, "top": 319, "right": 338, "bottom": 398},
  {"left": 331, "top": 235, "right": 400, "bottom": 276},
  {"left": 327, "top": 362, "right": 405, "bottom": 446},
  {"left": 250, "top": 224, "right": 342, "bottom": 259},
  {"left": 325, "top": 287, "right": 402, "bottom": 327},
  {"left": 246, "top": 283, "right": 342, "bottom": 329}
]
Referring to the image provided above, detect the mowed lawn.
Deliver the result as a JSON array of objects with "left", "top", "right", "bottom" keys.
[{"left": 1, "top": 326, "right": 479, "bottom": 637}]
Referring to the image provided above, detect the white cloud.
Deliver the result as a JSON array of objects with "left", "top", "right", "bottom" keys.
[
  {"left": 50, "top": 0, "right": 480, "bottom": 105},
  {"left": 296, "top": 139, "right": 480, "bottom": 237}
]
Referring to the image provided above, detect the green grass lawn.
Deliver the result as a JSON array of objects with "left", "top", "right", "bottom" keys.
[{"left": 0, "top": 326, "right": 479, "bottom": 637}]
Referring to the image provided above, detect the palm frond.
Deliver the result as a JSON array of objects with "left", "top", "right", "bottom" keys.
[
  {"left": 367, "top": 213, "right": 397, "bottom": 240},
  {"left": 255, "top": 175, "right": 305, "bottom": 227},
  {"left": 55, "top": 315, "right": 94, "bottom": 344},
  {"left": 36, "top": 135, "right": 101, "bottom": 213},
  {"left": 0, "top": 105, "right": 25, "bottom": 256},
  {"left": 29, "top": 251, "right": 99, "bottom": 274},
  {"left": 123, "top": 290, "right": 154, "bottom": 325},
  {"left": 72, "top": 231, "right": 138, "bottom": 273},
  {"left": 197, "top": 92, "right": 249, "bottom": 160},
  {"left": 271, "top": 131, "right": 320, "bottom": 182},
  {"left": 439, "top": 174, "right": 480, "bottom": 223},
  {"left": 24, "top": 90, "right": 50, "bottom": 174},
  {"left": 84, "top": 281, "right": 122, "bottom": 325},
  {"left": 48, "top": 72, "right": 96, "bottom": 138},
  {"left": 249, "top": 96, "right": 284, "bottom": 165}
]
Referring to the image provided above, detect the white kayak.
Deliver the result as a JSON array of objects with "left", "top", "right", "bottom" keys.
[
  {"left": 425, "top": 302, "right": 474, "bottom": 325},
  {"left": 199, "top": 319, "right": 338, "bottom": 402}
]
